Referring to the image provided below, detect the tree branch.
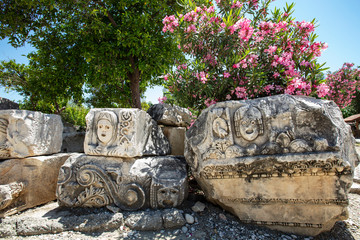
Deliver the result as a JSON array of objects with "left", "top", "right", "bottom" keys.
[{"left": 93, "top": 0, "right": 118, "bottom": 28}]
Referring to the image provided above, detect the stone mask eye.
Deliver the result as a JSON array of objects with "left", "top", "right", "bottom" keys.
[
  {"left": 251, "top": 120, "right": 256, "bottom": 125},
  {"left": 171, "top": 189, "right": 177, "bottom": 194},
  {"left": 105, "top": 126, "right": 110, "bottom": 130},
  {"left": 99, "top": 125, "right": 102, "bottom": 129},
  {"left": 241, "top": 120, "right": 247, "bottom": 125}
]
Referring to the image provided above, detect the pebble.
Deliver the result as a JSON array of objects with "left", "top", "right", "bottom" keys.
[
  {"left": 219, "top": 213, "right": 227, "bottom": 221},
  {"left": 182, "top": 226, "right": 188, "bottom": 233},
  {"left": 191, "top": 201, "right": 206, "bottom": 212},
  {"left": 185, "top": 213, "right": 195, "bottom": 224},
  {"left": 173, "top": 229, "right": 180, "bottom": 235}
]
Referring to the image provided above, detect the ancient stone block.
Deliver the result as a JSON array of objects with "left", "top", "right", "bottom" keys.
[
  {"left": 161, "top": 126, "right": 186, "bottom": 155},
  {"left": 0, "top": 110, "right": 63, "bottom": 159},
  {"left": 0, "top": 97, "right": 19, "bottom": 110},
  {"left": 56, "top": 154, "right": 188, "bottom": 210},
  {"left": 84, "top": 108, "right": 170, "bottom": 157},
  {"left": 147, "top": 104, "right": 192, "bottom": 127},
  {"left": 0, "top": 153, "right": 72, "bottom": 217},
  {"left": 185, "top": 95, "right": 359, "bottom": 236}
]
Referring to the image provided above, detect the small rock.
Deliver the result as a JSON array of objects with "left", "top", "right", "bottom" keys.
[
  {"left": 185, "top": 213, "right": 195, "bottom": 224},
  {"left": 106, "top": 205, "right": 120, "bottom": 213},
  {"left": 191, "top": 201, "right": 206, "bottom": 213},
  {"left": 219, "top": 213, "right": 227, "bottom": 221},
  {"left": 182, "top": 226, "right": 188, "bottom": 233},
  {"left": 162, "top": 209, "right": 186, "bottom": 229},
  {"left": 173, "top": 229, "right": 180, "bottom": 235}
]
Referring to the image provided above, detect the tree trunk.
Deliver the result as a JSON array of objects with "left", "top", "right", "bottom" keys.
[{"left": 128, "top": 56, "right": 142, "bottom": 109}]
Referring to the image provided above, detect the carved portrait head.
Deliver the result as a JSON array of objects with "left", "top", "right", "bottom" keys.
[
  {"left": 234, "top": 105, "right": 264, "bottom": 141},
  {"left": 95, "top": 111, "right": 118, "bottom": 145}
]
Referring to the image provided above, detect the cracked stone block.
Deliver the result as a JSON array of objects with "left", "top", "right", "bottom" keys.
[
  {"left": 185, "top": 94, "right": 359, "bottom": 236},
  {"left": 0, "top": 110, "right": 63, "bottom": 159},
  {"left": 147, "top": 104, "right": 192, "bottom": 127},
  {"left": 0, "top": 153, "right": 72, "bottom": 217}
]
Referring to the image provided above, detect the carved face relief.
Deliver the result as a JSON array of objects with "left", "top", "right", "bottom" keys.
[
  {"left": 156, "top": 187, "right": 179, "bottom": 208},
  {"left": 97, "top": 119, "right": 113, "bottom": 144},
  {"left": 234, "top": 106, "right": 263, "bottom": 141}
]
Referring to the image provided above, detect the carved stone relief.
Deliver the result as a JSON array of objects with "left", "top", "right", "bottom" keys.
[
  {"left": 185, "top": 94, "right": 359, "bottom": 235},
  {"left": 0, "top": 110, "right": 63, "bottom": 159},
  {"left": 84, "top": 109, "right": 170, "bottom": 157},
  {"left": 57, "top": 154, "right": 188, "bottom": 210}
]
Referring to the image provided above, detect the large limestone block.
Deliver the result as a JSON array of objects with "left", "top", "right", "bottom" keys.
[
  {"left": 0, "top": 110, "right": 63, "bottom": 159},
  {"left": 147, "top": 104, "right": 192, "bottom": 127},
  {"left": 57, "top": 154, "right": 188, "bottom": 210},
  {"left": 185, "top": 94, "right": 359, "bottom": 236},
  {"left": 84, "top": 108, "right": 170, "bottom": 157},
  {"left": 0, "top": 153, "right": 72, "bottom": 217},
  {"left": 161, "top": 126, "right": 186, "bottom": 155}
]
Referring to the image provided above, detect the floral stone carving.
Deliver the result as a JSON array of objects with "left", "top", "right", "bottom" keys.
[
  {"left": 0, "top": 110, "right": 63, "bottom": 159},
  {"left": 84, "top": 108, "right": 170, "bottom": 157},
  {"left": 56, "top": 154, "right": 188, "bottom": 210},
  {"left": 185, "top": 94, "right": 359, "bottom": 236}
]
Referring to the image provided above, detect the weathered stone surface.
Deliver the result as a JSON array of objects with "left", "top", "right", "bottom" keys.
[
  {"left": 185, "top": 94, "right": 359, "bottom": 236},
  {"left": 0, "top": 97, "right": 19, "bottom": 110},
  {"left": 84, "top": 108, "right": 170, "bottom": 157},
  {"left": 61, "top": 132, "right": 85, "bottom": 153},
  {"left": 125, "top": 211, "right": 163, "bottom": 231},
  {"left": 161, "top": 126, "right": 186, "bottom": 155},
  {"left": 0, "top": 201, "right": 124, "bottom": 237},
  {"left": 0, "top": 153, "right": 72, "bottom": 217},
  {"left": 57, "top": 154, "right": 188, "bottom": 210},
  {"left": 125, "top": 208, "right": 186, "bottom": 231},
  {"left": 147, "top": 104, "right": 192, "bottom": 127},
  {"left": 0, "top": 110, "right": 63, "bottom": 159}
]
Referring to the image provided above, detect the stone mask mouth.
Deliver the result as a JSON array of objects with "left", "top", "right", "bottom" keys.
[
  {"left": 162, "top": 200, "right": 174, "bottom": 207},
  {"left": 246, "top": 129, "right": 254, "bottom": 134}
]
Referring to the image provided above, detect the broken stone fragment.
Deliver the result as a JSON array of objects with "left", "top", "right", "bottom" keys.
[
  {"left": 56, "top": 154, "right": 188, "bottom": 210},
  {"left": 185, "top": 94, "right": 359, "bottom": 236},
  {"left": 0, "top": 110, "right": 63, "bottom": 159},
  {"left": 84, "top": 108, "right": 170, "bottom": 157},
  {"left": 0, "top": 153, "right": 72, "bottom": 217},
  {"left": 147, "top": 104, "right": 192, "bottom": 127}
]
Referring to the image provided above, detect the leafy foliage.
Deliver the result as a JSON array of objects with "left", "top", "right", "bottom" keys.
[
  {"left": 162, "top": 0, "right": 328, "bottom": 111},
  {"left": 0, "top": 0, "right": 184, "bottom": 109}
]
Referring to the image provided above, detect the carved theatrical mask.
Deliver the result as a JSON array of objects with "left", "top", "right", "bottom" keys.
[
  {"left": 97, "top": 119, "right": 114, "bottom": 144},
  {"left": 95, "top": 111, "right": 118, "bottom": 147},
  {"left": 234, "top": 106, "right": 264, "bottom": 141}
]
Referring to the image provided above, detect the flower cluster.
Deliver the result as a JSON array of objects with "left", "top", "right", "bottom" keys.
[
  {"left": 161, "top": 0, "right": 329, "bottom": 111},
  {"left": 326, "top": 63, "right": 360, "bottom": 108}
]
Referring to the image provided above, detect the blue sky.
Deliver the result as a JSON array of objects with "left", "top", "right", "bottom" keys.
[{"left": 1, "top": 0, "right": 359, "bottom": 104}]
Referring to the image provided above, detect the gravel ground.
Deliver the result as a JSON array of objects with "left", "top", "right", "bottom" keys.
[{"left": 2, "top": 191, "right": 359, "bottom": 240}]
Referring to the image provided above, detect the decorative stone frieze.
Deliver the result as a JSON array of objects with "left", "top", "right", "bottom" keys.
[
  {"left": 56, "top": 154, "right": 188, "bottom": 210},
  {"left": 147, "top": 104, "right": 192, "bottom": 127},
  {"left": 84, "top": 108, "right": 170, "bottom": 157},
  {"left": 185, "top": 94, "right": 359, "bottom": 236},
  {"left": 0, "top": 110, "right": 63, "bottom": 159},
  {"left": 0, "top": 153, "right": 72, "bottom": 217}
]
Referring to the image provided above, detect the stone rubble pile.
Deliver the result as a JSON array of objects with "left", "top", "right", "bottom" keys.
[
  {"left": 0, "top": 110, "right": 71, "bottom": 217},
  {"left": 57, "top": 108, "right": 188, "bottom": 210},
  {"left": 185, "top": 94, "right": 359, "bottom": 236},
  {"left": 147, "top": 104, "right": 192, "bottom": 156}
]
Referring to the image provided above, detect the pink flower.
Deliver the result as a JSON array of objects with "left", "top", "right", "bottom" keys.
[
  {"left": 316, "top": 83, "right": 329, "bottom": 98},
  {"left": 224, "top": 72, "right": 231, "bottom": 78},
  {"left": 158, "top": 96, "right": 167, "bottom": 104}
]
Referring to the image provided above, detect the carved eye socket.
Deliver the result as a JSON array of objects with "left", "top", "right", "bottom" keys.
[
  {"left": 160, "top": 190, "right": 167, "bottom": 194},
  {"left": 241, "top": 120, "right": 247, "bottom": 125},
  {"left": 251, "top": 120, "right": 256, "bottom": 125},
  {"left": 99, "top": 125, "right": 103, "bottom": 129},
  {"left": 105, "top": 126, "right": 110, "bottom": 130},
  {"left": 171, "top": 189, "right": 177, "bottom": 194}
]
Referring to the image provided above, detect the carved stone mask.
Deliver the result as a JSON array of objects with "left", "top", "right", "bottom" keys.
[
  {"left": 235, "top": 106, "right": 263, "bottom": 141},
  {"left": 97, "top": 119, "right": 113, "bottom": 144},
  {"left": 156, "top": 187, "right": 179, "bottom": 207}
]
